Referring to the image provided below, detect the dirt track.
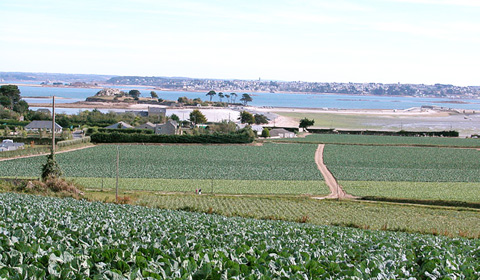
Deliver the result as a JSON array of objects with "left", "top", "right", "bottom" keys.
[{"left": 313, "top": 144, "right": 356, "bottom": 199}]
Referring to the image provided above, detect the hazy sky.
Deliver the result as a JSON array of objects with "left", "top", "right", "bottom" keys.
[{"left": 1, "top": 0, "right": 479, "bottom": 85}]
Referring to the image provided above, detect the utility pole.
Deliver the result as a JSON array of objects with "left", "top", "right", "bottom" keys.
[
  {"left": 116, "top": 145, "right": 119, "bottom": 203},
  {"left": 52, "top": 95, "right": 55, "bottom": 154}
]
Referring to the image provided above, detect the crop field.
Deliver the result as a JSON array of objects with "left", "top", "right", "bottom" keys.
[
  {"left": 1, "top": 193, "right": 480, "bottom": 278},
  {"left": 324, "top": 145, "right": 480, "bottom": 182},
  {"left": 275, "top": 133, "right": 480, "bottom": 147},
  {"left": 73, "top": 177, "right": 327, "bottom": 195},
  {"left": 341, "top": 181, "right": 480, "bottom": 203},
  {"left": 137, "top": 193, "right": 480, "bottom": 237},
  {"left": 0, "top": 144, "right": 327, "bottom": 195}
]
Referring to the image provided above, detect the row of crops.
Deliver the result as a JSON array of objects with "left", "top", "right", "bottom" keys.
[
  {"left": 1, "top": 193, "right": 480, "bottom": 278},
  {"left": 275, "top": 134, "right": 480, "bottom": 147},
  {"left": 0, "top": 143, "right": 323, "bottom": 181},
  {"left": 324, "top": 145, "right": 480, "bottom": 182},
  {"left": 139, "top": 194, "right": 480, "bottom": 237}
]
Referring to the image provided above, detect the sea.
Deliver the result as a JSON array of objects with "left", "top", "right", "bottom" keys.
[{"left": 8, "top": 83, "right": 480, "bottom": 114}]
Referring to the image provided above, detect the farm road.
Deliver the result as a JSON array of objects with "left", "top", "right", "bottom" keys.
[{"left": 313, "top": 144, "right": 356, "bottom": 199}]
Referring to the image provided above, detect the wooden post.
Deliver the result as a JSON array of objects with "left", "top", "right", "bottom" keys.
[
  {"left": 52, "top": 95, "right": 55, "bottom": 154},
  {"left": 116, "top": 145, "right": 119, "bottom": 203}
]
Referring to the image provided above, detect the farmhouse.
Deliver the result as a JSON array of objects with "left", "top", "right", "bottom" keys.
[
  {"left": 135, "top": 122, "right": 156, "bottom": 130},
  {"left": 0, "top": 139, "right": 24, "bottom": 152},
  {"left": 105, "top": 121, "right": 134, "bottom": 129},
  {"left": 155, "top": 120, "right": 181, "bottom": 135},
  {"left": 25, "top": 121, "right": 62, "bottom": 133},
  {"left": 269, "top": 128, "right": 296, "bottom": 138}
]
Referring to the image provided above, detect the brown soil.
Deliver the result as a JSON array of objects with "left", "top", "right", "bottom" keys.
[{"left": 312, "top": 144, "right": 356, "bottom": 200}]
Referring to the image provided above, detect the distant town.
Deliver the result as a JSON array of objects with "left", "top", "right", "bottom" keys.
[{"left": 1, "top": 71, "right": 480, "bottom": 98}]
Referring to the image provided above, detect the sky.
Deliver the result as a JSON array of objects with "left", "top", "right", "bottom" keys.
[{"left": 0, "top": 0, "right": 479, "bottom": 86}]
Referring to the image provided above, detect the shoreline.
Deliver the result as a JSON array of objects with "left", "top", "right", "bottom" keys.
[
  {"left": 28, "top": 101, "right": 475, "bottom": 116},
  {"left": 3, "top": 82, "right": 478, "bottom": 100}
]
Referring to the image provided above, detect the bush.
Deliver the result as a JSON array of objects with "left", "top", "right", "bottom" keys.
[
  {"left": 91, "top": 131, "right": 254, "bottom": 144},
  {"left": 261, "top": 128, "right": 270, "bottom": 138}
]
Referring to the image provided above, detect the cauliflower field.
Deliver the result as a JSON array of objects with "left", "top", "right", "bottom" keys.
[{"left": 1, "top": 193, "right": 480, "bottom": 279}]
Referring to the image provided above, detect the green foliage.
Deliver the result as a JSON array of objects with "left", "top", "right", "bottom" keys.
[
  {"left": 90, "top": 131, "right": 254, "bottom": 144},
  {"left": 324, "top": 145, "right": 480, "bottom": 182},
  {"left": 254, "top": 114, "right": 269, "bottom": 124},
  {"left": 240, "top": 93, "right": 252, "bottom": 105},
  {"left": 0, "top": 143, "right": 322, "bottom": 181},
  {"left": 0, "top": 85, "right": 21, "bottom": 110},
  {"left": 128, "top": 89, "right": 141, "bottom": 98},
  {"left": 86, "top": 127, "right": 154, "bottom": 135},
  {"left": 207, "top": 121, "right": 237, "bottom": 134},
  {"left": 261, "top": 128, "right": 270, "bottom": 137},
  {"left": 170, "top": 113, "right": 180, "bottom": 122},
  {"left": 1, "top": 193, "right": 480, "bottom": 278},
  {"left": 275, "top": 134, "right": 475, "bottom": 146},
  {"left": 140, "top": 194, "right": 480, "bottom": 237},
  {"left": 206, "top": 90, "right": 216, "bottom": 101},
  {"left": 41, "top": 153, "right": 62, "bottom": 181},
  {"left": 239, "top": 111, "right": 255, "bottom": 124},
  {"left": 13, "top": 100, "right": 29, "bottom": 114},
  {"left": 75, "top": 177, "right": 328, "bottom": 195},
  {"left": 189, "top": 109, "right": 207, "bottom": 124},
  {"left": 0, "top": 96, "right": 11, "bottom": 108},
  {"left": 150, "top": 90, "right": 158, "bottom": 98},
  {"left": 299, "top": 118, "right": 315, "bottom": 129},
  {"left": 341, "top": 181, "right": 480, "bottom": 203}
]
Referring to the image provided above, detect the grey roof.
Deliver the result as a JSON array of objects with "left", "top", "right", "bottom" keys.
[
  {"left": 135, "top": 122, "right": 156, "bottom": 130},
  {"left": 105, "top": 121, "right": 134, "bottom": 129},
  {"left": 167, "top": 120, "right": 178, "bottom": 127},
  {"left": 25, "top": 121, "right": 62, "bottom": 130}
]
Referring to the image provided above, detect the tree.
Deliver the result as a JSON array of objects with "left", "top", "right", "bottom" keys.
[
  {"left": 41, "top": 153, "right": 62, "bottom": 181},
  {"left": 189, "top": 109, "right": 207, "bottom": 124},
  {"left": 261, "top": 128, "right": 270, "bottom": 138},
  {"left": 239, "top": 111, "right": 255, "bottom": 124},
  {"left": 150, "top": 91, "right": 158, "bottom": 98},
  {"left": 225, "top": 94, "right": 230, "bottom": 104},
  {"left": 178, "top": 96, "right": 189, "bottom": 103},
  {"left": 170, "top": 113, "right": 180, "bottom": 122},
  {"left": 218, "top": 92, "right": 224, "bottom": 102},
  {"left": 13, "top": 100, "right": 29, "bottom": 114},
  {"left": 0, "top": 96, "right": 11, "bottom": 108},
  {"left": 254, "top": 114, "right": 269, "bottom": 124},
  {"left": 128, "top": 89, "right": 141, "bottom": 98},
  {"left": 299, "top": 118, "right": 315, "bottom": 130},
  {"left": 231, "top": 93, "right": 238, "bottom": 104},
  {"left": 0, "top": 85, "right": 21, "bottom": 109},
  {"left": 240, "top": 93, "right": 252, "bottom": 106},
  {"left": 206, "top": 90, "right": 216, "bottom": 102}
]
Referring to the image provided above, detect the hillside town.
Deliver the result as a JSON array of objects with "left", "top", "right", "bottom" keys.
[{"left": 107, "top": 76, "right": 480, "bottom": 98}]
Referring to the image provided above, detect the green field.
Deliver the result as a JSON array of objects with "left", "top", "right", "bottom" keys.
[
  {"left": 341, "top": 181, "right": 480, "bottom": 203},
  {"left": 73, "top": 177, "right": 327, "bottom": 195},
  {"left": 2, "top": 192, "right": 480, "bottom": 278},
  {"left": 275, "top": 133, "right": 480, "bottom": 147},
  {"left": 324, "top": 144, "right": 480, "bottom": 182},
  {"left": 0, "top": 144, "right": 327, "bottom": 195},
  {"left": 138, "top": 193, "right": 480, "bottom": 237}
]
